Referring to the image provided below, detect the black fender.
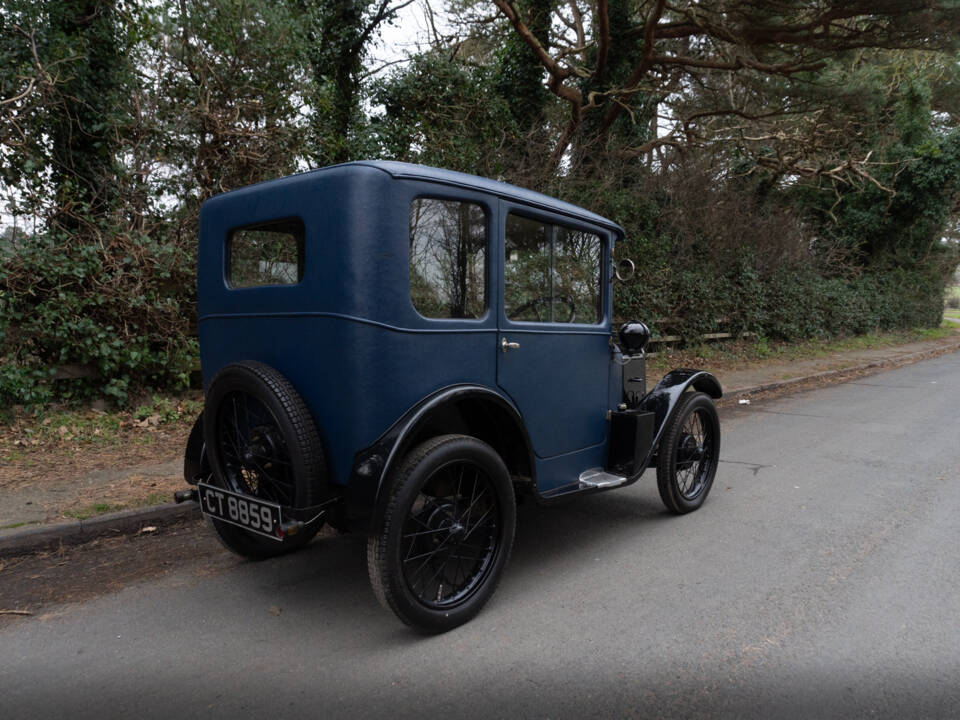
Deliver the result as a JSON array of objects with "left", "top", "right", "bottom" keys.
[
  {"left": 639, "top": 369, "right": 722, "bottom": 463},
  {"left": 345, "top": 384, "right": 535, "bottom": 530},
  {"left": 183, "top": 411, "right": 209, "bottom": 484}
]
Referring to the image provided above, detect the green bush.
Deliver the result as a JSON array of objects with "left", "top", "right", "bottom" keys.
[
  {"left": 0, "top": 225, "right": 197, "bottom": 406},
  {"left": 613, "top": 251, "right": 948, "bottom": 344}
]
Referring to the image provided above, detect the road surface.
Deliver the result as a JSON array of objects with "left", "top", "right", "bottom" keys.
[{"left": 2, "top": 352, "right": 959, "bottom": 719}]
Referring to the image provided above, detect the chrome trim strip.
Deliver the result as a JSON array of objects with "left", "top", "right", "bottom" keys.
[{"left": 198, "top": 311, "right": 610, "bottom": 336}]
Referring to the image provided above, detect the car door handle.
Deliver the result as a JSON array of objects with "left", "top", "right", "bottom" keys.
[{"left": 501, "top": 338, "right": 520, "bottom": 352}]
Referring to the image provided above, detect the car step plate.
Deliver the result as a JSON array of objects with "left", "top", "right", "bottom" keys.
[{"left": 578, "top": 469, "right": 628, "bottom": 489}]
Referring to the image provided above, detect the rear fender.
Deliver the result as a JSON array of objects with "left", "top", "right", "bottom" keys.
[
  {"left": 183, "top": 412, "right": 209, "bottom": 484},
  {"left": 345, "top": 385, "right": 534, "bottom": 531}
]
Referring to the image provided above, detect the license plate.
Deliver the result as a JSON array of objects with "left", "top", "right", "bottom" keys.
[{"left": 197, "top": 483, "right": 283, "bottom": 541}]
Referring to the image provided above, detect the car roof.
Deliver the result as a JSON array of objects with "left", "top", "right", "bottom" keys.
[
  {"left": 349, "top": 161, "right": 624, "bottom": 236},
  {"left": 210, "top": 161, "right": 624, "bottom": 237}
]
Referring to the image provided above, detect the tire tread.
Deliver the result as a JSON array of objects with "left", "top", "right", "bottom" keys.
[
  {"left": 204, "top": 361, "right": 327, "bottom": 559},
  {"left": 367, "top": 434, "right": 516, "bottom": 633},
  {"left": 656, "top": 391, "right": 720, "bottom": 515}
]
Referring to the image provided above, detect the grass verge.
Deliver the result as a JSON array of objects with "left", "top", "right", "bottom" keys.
[
  {"left": 63, "top": 503, "right": 127, "bottom": 520},
  {"left": 647, "top": 324, "right": 959, "bottom": 376},
  {"left": 0, "top": 521, "right": 39, "bottom": 531},
  {"left": 62, "top": 493, "right": 172, "bottom": 521}
]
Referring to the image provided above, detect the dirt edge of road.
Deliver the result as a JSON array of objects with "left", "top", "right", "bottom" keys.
[{"left": 717, "top": 337, "right": 960, "bottom": 406}]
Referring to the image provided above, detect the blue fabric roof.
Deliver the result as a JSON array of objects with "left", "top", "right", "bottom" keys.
[
  {"left": 208, "top": 160, "right": 625, "bottom": 237},
  {"left": 348, "top": 161, "right": 623, "bottom": 235}
]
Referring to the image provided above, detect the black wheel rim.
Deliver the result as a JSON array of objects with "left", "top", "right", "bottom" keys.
[
  {"left": 674, "top": 408, "right": 714, "bottom": 500},
  {"left": 400, "top": 461, "right": 501, "bottom": 610},
  {"left": 215, "top": 391, "right": 296, "bottom": 506}
]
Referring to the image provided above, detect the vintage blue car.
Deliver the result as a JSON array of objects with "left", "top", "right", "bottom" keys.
[{"left": 178, "top": 161, "right": 722, "bottom": 633}]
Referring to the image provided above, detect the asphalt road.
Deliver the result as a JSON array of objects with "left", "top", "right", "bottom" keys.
[{"left": 2, "top": 352, "right": 959, "bottom": 719}]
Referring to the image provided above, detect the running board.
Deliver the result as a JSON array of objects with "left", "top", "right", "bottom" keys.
[{"left": 578, "top": 468, "right": 628, "bottom": 489}]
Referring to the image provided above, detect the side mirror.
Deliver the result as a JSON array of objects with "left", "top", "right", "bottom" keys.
[{"left": 618, "top": 321, "right": 650, "bottom": 356}]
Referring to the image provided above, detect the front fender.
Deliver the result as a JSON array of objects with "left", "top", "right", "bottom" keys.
[{"left": 639, "top": 369, "right": 722, "bottom": 454}]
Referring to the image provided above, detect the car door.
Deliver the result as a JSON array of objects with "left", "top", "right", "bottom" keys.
[{"left": 495, "top": 202, "right": 611, "bottom": 459}]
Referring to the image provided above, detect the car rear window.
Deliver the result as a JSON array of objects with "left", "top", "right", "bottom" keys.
[
  {"left": 409, "top": 198, "right": 487, "bottom": 319},
  {"left": 228, "top": 218, "right": 304, "bottom": 288}
]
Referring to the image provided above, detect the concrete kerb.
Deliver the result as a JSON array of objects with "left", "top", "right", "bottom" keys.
[
  {"left": 0, "top": 501, "right": 200, "bottom": 559},
  {"left": 2, "top": 337, "right": 959, "bottom": 559}
]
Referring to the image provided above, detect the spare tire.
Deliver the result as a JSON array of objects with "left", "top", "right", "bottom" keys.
[{"left": 203, "top": 361, "right": 327, "bottom": 558}]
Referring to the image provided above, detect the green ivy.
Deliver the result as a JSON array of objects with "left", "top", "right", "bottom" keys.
[{"left": 0, "top": 225, "right": 197, "bottom": 406}]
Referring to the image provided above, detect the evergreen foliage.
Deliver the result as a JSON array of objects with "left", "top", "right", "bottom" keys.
[{"left": 1, "top": 0, "right": 959, "bottom": 404}]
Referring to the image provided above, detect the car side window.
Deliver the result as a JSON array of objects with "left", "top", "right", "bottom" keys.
[
  {"left": 505, "top": 213, "right": 602, "bottom": 324},
  {"left": 409, "top": 198, "right": 487, "bottom": 319},
  {"left": 228, "top": 218, "right": 303, "bottom": 288}
]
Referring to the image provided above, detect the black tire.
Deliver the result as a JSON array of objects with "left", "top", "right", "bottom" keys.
[
  {"left": 203, "top": 361, "right": 326, "bottom": 559},
  {"left": 656, "top": 391, "right": 720, "bottom": 514},
  {"left": 367, "top": 434, "right": 517, "bottom": 634}
]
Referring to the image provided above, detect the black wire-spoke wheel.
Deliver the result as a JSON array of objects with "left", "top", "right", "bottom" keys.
[
  {"left": 216, "top": 391, "right": 297, "bottom": 507},
  {"left": 656, "top": 391, "right": 720, "bottom": 515},
  {"left": 368, "top": 435, "right": 516, "bottom": 633},
  {"left": 401, "top": 462, "right": 500, "bottom": 609},
  {"left": 204, "top": 362, "right": 327, "bottom": 559}
]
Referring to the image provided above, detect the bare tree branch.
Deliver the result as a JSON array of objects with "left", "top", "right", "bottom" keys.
[
  {"left": 567, "top": 0, "right": 586, "bottom": 49},
  {"left": 491, "top": 0, "right": 583, "bottom": 106},
  {"left": 599, "top": 0, "right": 667, "bottom": 133},
  {"left": 356, "top": 0, "right": 416, "bottom": 52},
  {"left": 650, "top": 54, "right": 826, "bottom": 74},
  {"left": 595, "top": 0, "right": 610, "bottom": 83},
  {"left": 1, "top": 25, "right": 42, "bottom": 106},
  {"left": 547, "top": 106, "right": 581, "bottom": 171}
]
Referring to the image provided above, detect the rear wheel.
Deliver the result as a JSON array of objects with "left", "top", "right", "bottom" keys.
[
  {"left": 203, "top": 362, "right": 326, "bottom": 559},
  {"left": 656, "top": 391, "right": 720, "bottom": 514},
  {"left": 367, "top": 435, "right": 516, "bottom": 633}
]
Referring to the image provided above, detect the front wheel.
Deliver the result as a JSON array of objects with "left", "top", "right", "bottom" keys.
[
  {"left": 367, "top": 435, "right": 517, "bottom": 634},
  {"left": 656, "top": 391, "right": 720, "bottom": 514}
]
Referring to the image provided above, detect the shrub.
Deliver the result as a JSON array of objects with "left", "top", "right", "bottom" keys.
[
  {"left": 613, "top": 252, "right": 947, "bottom": 344},
  {"left": 0, "top": 224, "right": 197, "bottom": 406}
]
